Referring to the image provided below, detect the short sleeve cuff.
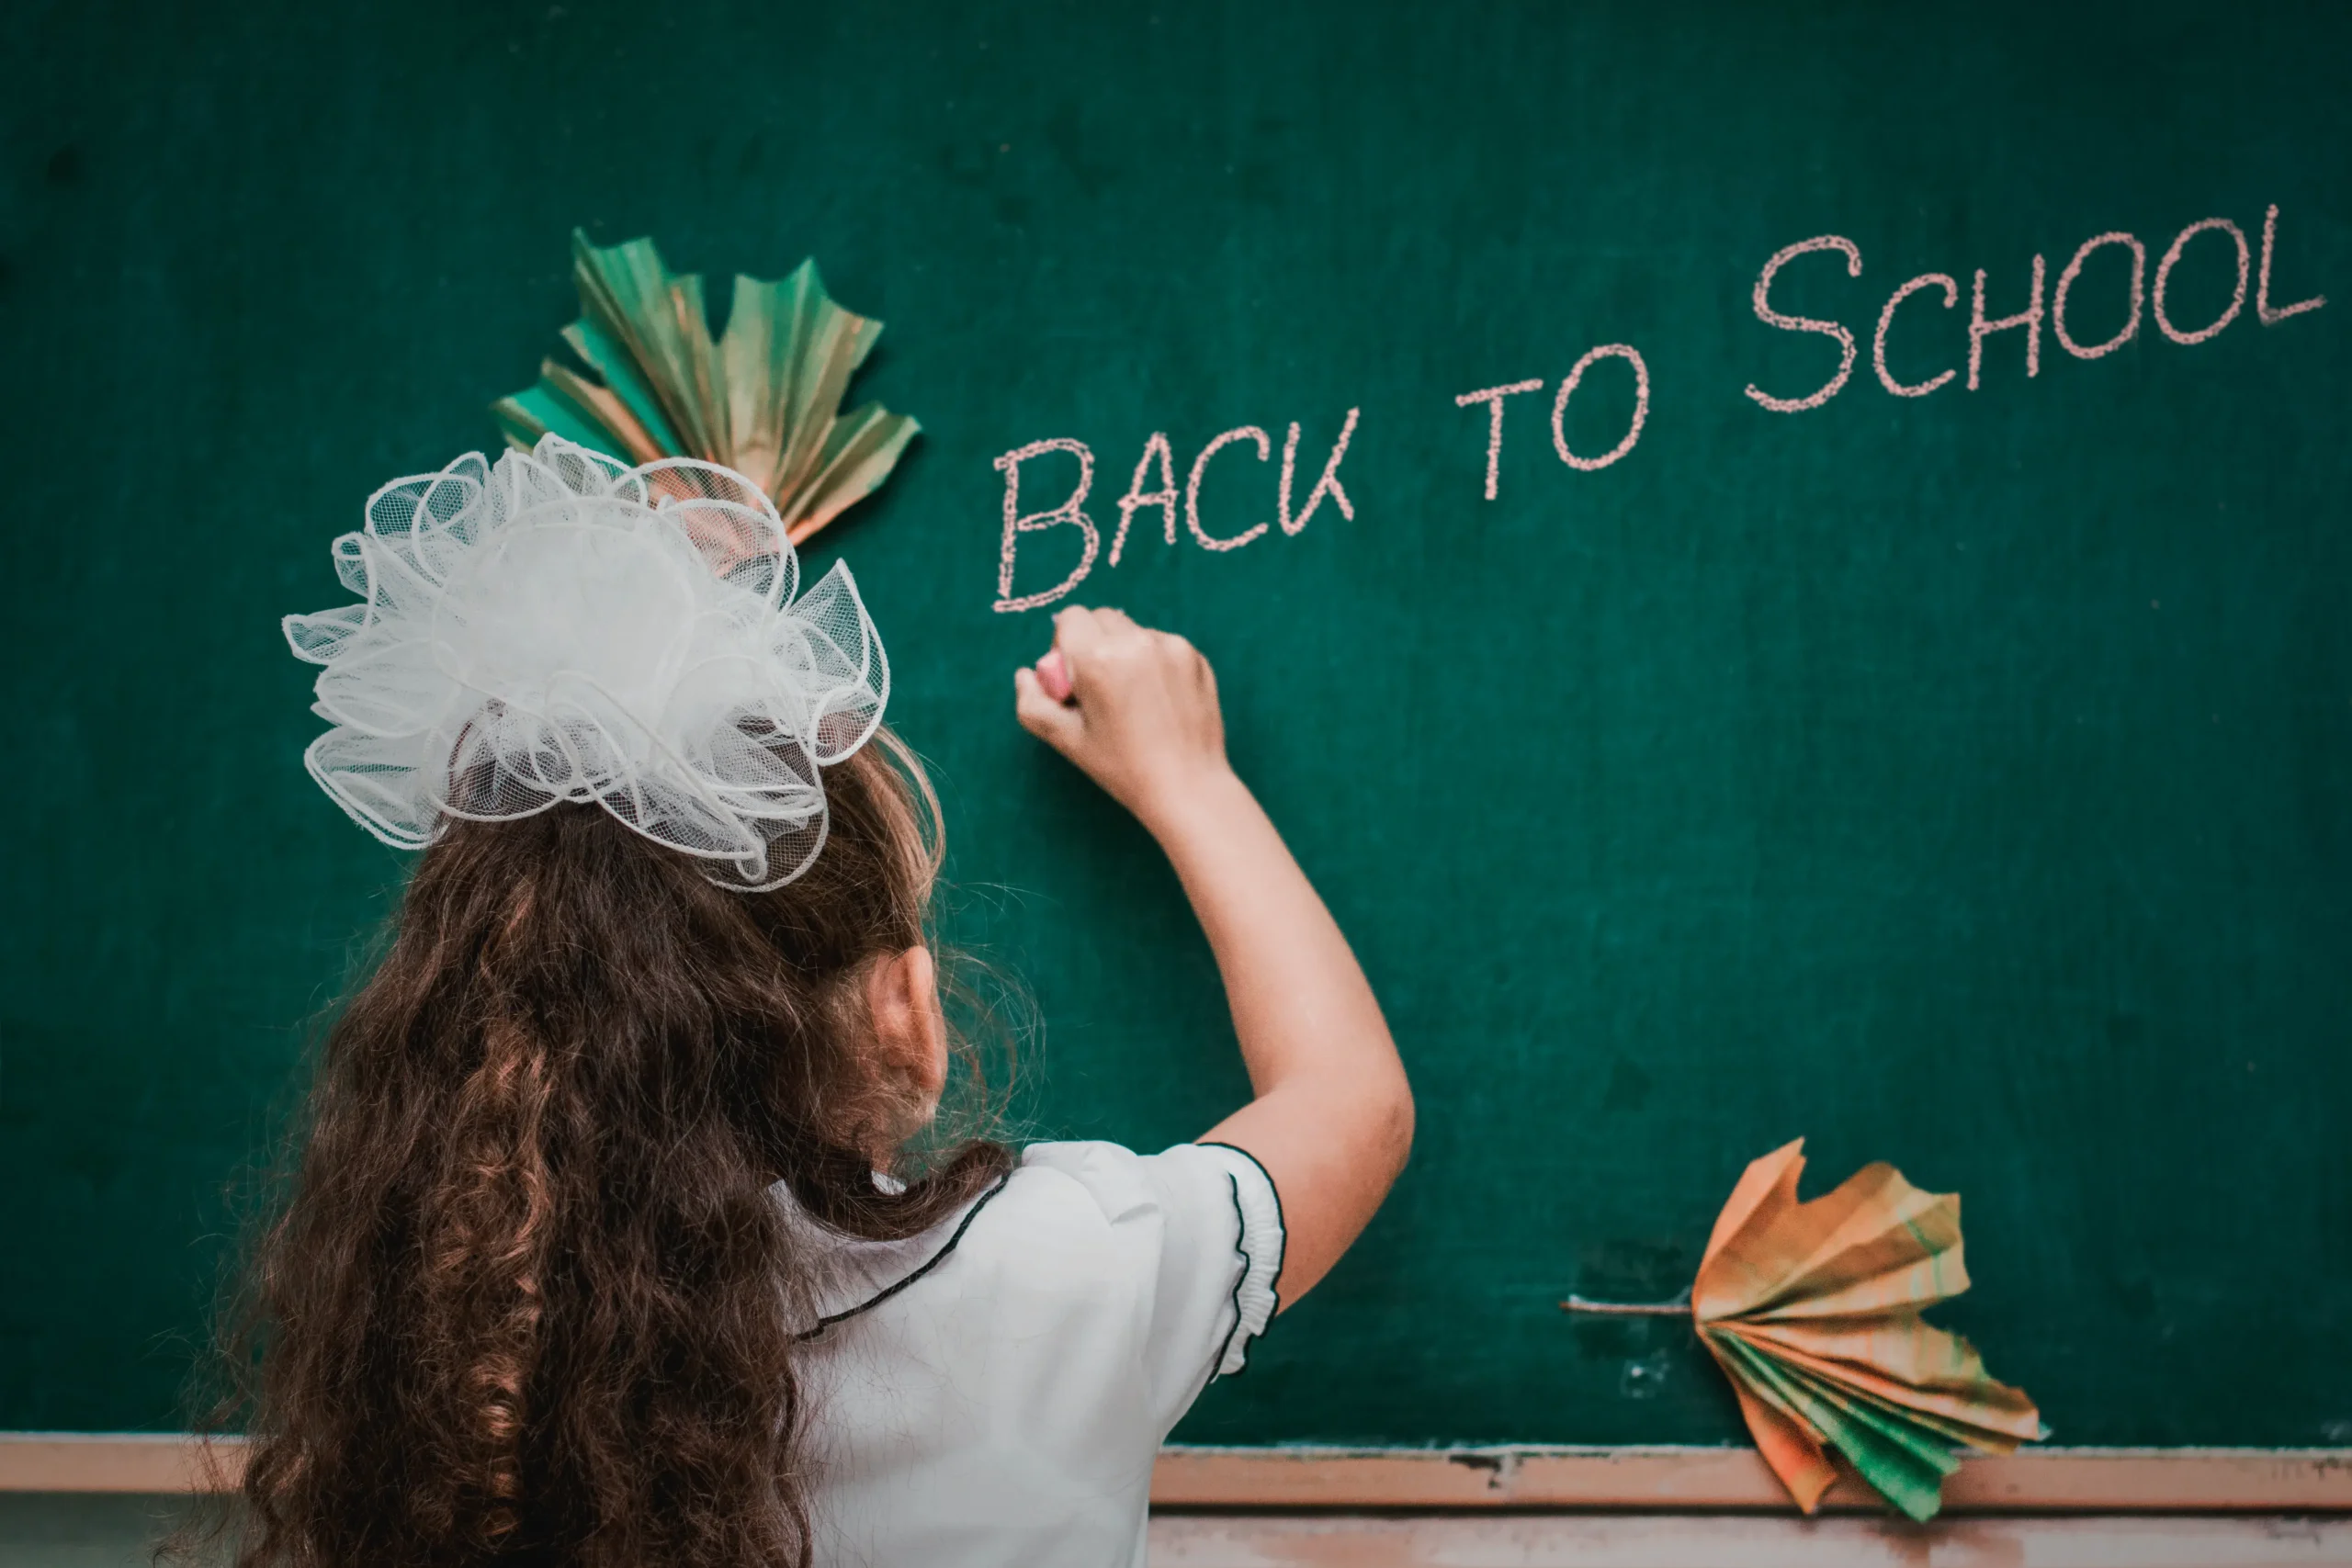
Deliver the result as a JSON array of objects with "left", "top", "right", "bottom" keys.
[{"left": 1195, "top": 1142, "right": 1285, "bottom": 1377}]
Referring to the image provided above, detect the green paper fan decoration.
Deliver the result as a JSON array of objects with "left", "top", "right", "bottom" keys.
[{"left": 493, "top": 231, "right": 919, "bottom": 546}]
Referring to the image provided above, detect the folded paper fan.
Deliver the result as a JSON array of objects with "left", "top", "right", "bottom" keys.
[
  {"left": 1565, "top": 1140, "right": 2043, "bottom": 1520},
  {"left": 493, "top": 231, "right": 918, "bottom": 546}
]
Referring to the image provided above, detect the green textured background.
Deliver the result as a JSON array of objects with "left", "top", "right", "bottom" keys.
[{"left": 1, "top": 0, "right": 2346, "bottom": 1448}]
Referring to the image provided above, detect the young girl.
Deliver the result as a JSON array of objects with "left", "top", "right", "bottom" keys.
[{"left": 237, "top": 438, "right": 1410, "bottom": 1568}]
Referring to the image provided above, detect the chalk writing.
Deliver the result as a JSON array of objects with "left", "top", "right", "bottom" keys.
[
  {"left": 1454, "top": 380, "right": 1543, "bottom": 500},
  {"left": 1744, "top": 204, "right": 2323, "bottom": 412},
  {"left": 2257, "top": 205, "right": 2326, "bottom": 324},
  {"left": 1111, "top": 433, "right": 1177, "bottom": 566},
  {"left": 1280, "top": 410, "right": 1360, "bottom": 535},
  {"left": 993, "top": 413, "right": 1361, "bottom": 612},
  {"left": 1188, "top": 426, "right": 1272, "bottom": 551},
  {"left": 1745, "top": 235, "right": 1864, "bottom": 412},
  {"left": 1969, "top": 254, "right": 2045, "bottom": 389},
  {"left": 2052, "top": 233, "right": 2144, "bottom": 361},
  {"left": 1874, "top": 273, "right": 1961, "bottom": 395},
  {"left": 1551, "top": 345, "right": 1651, "bottom": 471},
  {"left": 989, "top": 204, "right": 2323, "bottom": 608},
  {"left": 1449, "top": 353, "right": 1652, "bottom": 501},
  {"left": 993, "top": 439, "right": 1098, "bottom": 613},
  {"left": 2154, "top": 218, "right": 2247, "bottom": 345}
]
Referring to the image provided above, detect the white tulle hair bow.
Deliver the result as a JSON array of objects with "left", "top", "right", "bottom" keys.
[{"left": 284, "top": 434, "right": 890, "bottom": 890}]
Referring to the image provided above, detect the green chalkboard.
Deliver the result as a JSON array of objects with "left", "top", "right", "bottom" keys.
[{"left": 2, "top": 0, "right": 2346, "bottom": 1449}]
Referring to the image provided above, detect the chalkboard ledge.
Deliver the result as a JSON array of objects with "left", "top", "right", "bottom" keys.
[
  {"left": 1143, "top": 1515, "right": 2352, "bottom": 1566},
  {"left": 5, "top": 1435, "right": 2350, "bottom": 1510},
  {"left": 1151, "top": 1445, "right": 2352, "bottom": 1510}
]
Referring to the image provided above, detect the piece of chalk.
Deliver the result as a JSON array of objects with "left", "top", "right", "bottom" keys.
[{"left": 1036, "top": 648, "right": 1073, "bottom": 703}]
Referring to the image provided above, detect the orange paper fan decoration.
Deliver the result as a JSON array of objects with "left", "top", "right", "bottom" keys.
[{"left": 1566, "top": 1140, "right": 2044, "bottom": 1520}]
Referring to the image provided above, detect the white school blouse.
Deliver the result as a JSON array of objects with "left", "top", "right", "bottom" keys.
[{"left": 784, "top": 1140, "right": 1284, "bottom": 1568}]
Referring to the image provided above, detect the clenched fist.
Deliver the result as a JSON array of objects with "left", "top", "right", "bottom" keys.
[{"left": 1012, "top": 606, "right": 1233, "bottom": 834}]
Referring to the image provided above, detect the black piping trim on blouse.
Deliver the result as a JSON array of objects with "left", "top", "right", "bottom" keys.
[
  {"left": 794, "top": 1168, "right": 1013, "bottom": 1342},
  {"left": 1213, "top": 1170, "right": 1253, "bottom": 1381},
  {"left": 1196, "top": 1141, "right": 1286, "bottom": 1379}
]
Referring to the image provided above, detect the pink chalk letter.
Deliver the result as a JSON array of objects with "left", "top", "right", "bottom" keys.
[
  {"left": 1968, "top": 254, "right": 2046, "bottom": 389},
  {"left": 2257, "top": 204, "right": 2325, "bottom": 326},
  {"left": 1279, "top": 408, "right": 1360, "bottom": 535},
  {"left": 1186, "top": 425, "right": 1272, "bottom": 552},
  {"left": 1872, "top": 272, "right": 1961, "bottom": 396},
  {"left": 1111, "top": 432, "right": 1178, "bottom": 566},
  {"left": 1549, "top": 344, "right": 1650, "bottom": 469},
  {"left": 992, "top": 438, "right": 1100, "bottom": 614},
  {"left": 1454, "top": 379, "right": 1544, "bottom": 498},
  {"left": 1744, "top": 234, "right": 1863, "bottom": 412},
  {"left": 2153, "top": 218, "right": 2248, "bottom": 345},
  {"left": 2052, "top": 232, "right": 2145, "bottom": 360}
]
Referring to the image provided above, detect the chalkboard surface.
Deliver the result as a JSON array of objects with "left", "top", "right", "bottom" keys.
[{"left": 3, "top": 0, "right": 2346, "bottom": 1449}]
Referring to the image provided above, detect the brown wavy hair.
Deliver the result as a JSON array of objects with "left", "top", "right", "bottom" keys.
[{"left": 198, "top": 731, "right": 1011, "bottom": 1568}]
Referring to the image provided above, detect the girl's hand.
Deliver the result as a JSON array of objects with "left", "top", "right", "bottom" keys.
[{"left": 1013, "top": 606, "right": 1233, "bottom": 836}]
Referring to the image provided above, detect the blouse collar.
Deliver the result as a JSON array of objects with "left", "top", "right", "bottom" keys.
[{"left": 772, "top": 1168, "right": 1012, "bottom": 1339}]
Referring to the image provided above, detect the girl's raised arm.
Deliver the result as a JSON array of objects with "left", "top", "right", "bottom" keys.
[{"left": 1014, "top": 606, "right": 1413, "bottom": 1305}]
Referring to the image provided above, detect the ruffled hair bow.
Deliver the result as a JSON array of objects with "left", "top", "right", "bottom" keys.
[{"left": 284, "top": 434, "right": 888, "bottom": 889}]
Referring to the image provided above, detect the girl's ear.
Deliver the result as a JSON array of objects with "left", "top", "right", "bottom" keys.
[{"left": 865, "top": 945, "right": 949, "bottom": 1119}]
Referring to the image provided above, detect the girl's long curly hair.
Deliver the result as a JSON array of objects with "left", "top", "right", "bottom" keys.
[{"left": 200, "top": 730, "right": 1011, "bottom": 1568}]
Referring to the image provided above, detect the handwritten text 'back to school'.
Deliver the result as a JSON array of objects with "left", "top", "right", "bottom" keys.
[{"left": 989, "top": 203, "right": 2324, "bottom": 613}]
